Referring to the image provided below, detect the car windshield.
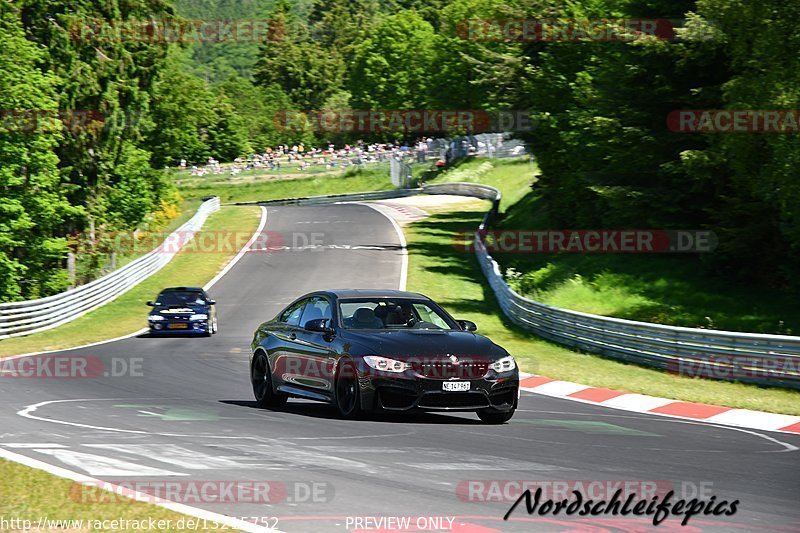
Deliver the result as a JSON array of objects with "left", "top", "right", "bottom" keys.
[
  {"left": 339, "top": 299, "right": 456, "bottom": 330},
  {"left": 156, "top": 291, "right": 207, "bottom": 307}
]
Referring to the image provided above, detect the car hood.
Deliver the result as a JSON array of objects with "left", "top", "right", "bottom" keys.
[
  {"left": 341, "top": 329, "right": 507, "bottom": 360},
  {"left": 151, "top": 304, "right": 208, "bottom": 315}
]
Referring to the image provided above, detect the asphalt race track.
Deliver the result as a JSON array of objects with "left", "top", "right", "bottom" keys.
[{"left": 1, "top": 204, "right": 799, "bottom": 532}]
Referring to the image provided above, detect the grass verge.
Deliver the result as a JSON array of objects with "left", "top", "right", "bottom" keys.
[
  {"left": 404, "top": 202, "right": 800, "bottom": 416},
  {"left": 178, "top": 165, "right": 394, "bottom": 204},
  {"left": 431, "top": 156, "right": 800, "bottom": 334},
  {"left": 0, "top": 458, "right": 231, "bottom": 532},
  {"left": 0, "top": 206, "right": 261, "bottom": 357}
]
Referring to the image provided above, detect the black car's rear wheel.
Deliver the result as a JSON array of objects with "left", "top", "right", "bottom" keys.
[
  {"left": 335, "top": 360, "right": 362, "bottom": 419},
  {"left": 252, "top": 352, "right": 287, "bottom": 408}
]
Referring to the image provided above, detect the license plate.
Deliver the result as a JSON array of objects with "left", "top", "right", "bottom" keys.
[
  {"left": 443, "top": 381, "right": 470, "bottom": 392},
  {"left": 168, "top": 323, "right": 188, "bottom": 329}
]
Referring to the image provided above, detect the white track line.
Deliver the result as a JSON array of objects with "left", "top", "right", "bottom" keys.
[
  {"left": 1, "top": 206, "right": 279, "bottom": 531},
  {"left": 204, "top": 206, "right": 267, "bottom": 291},
  {"left": 358, "top": 203, "right": 408, "bottom": 291},
  {"left": 1, "top": 206, "right": 268, "bottom": 362},
  {"left": 0, "top": 329, "right": 148, "bottom": 361}
]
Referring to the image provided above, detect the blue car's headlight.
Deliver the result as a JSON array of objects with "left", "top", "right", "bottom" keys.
[
  {"left": 148, "top": 315, "right": 165, "bottom": 321},
  {"left": 489, "top": 356, "right": 516, "bottom": 372},
  {"left": 190, "top": 314, "right": 208, "bottom": 321}
]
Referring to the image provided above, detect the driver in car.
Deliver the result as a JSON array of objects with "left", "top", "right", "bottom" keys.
[{"left": 381, "top": 303, "right": 415, "bottom": 327}]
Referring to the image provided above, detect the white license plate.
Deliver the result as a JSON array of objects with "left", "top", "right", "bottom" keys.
[{"left": 442, "top": 381, "right": 470, "bottom": 392}]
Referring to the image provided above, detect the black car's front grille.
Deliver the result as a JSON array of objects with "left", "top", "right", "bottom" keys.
[
  {"left": 419, "top": 392, "right": 490, "bottom": 409},
  {"left": 412, "top": 360, "right": 489, "bottom": 380}
]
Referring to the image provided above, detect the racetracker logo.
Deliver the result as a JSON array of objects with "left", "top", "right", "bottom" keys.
[
  {"left": 273, "top": 109, "right": 534, "bottom": 134},
  {"left": 457, "top": 18, "right": 676, "bottom": 42},
  {"left": 69, "top": 480, "right": 333, "bottom": 504},
  {"left": 668, "top": 110, "right": 800, "bottom": 133},
  {"left": 69, "top": 19, "right": 284, "bottom": 43},
  {"left": 0, "top": 110, "right": 105, "bottom": 135},
  {"left": 456, "top": 230, "right": 718, "bottom": 253},
  {"left": 0, "top": 356, "right": 143, "bottom": 379},
  {"left": 456, "top": 480, "right": 716, "bottom": 502},
  {"left": 668, "top": 356, "right": 800, "bottom": 381},
  {"left": 92, "top": 230, "right": 284, "bottom": 255}
]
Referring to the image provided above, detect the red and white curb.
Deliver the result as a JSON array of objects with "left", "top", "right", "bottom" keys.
[
  {"left": 354, "top": 201, "right": 429, "bottom": 222},
  {"left": 519, "top": 373, "right": 800, "bottom": 435}
]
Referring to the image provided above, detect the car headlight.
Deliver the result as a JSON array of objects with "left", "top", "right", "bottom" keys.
[
  {"left": 364, "top": 356, "right": 410, "bottom": 373},
  {"left": 190, "top": 314, "right": 208, "bottom": 321},
  {"left": 489, "top": 355, "right": 516, "bottom": 372},
  {"left": 148, "top": 315, "right": 165, "bottom": 321}
]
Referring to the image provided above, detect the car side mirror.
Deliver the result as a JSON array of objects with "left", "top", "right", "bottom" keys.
[
  {"left": 457, "top": 319, "right": 477, "bottom": 332},
  {"left": 305, "top": 318, "right": 335, "bottom": 334},
  {"left": 207, "top": 299, "right": 216, "bottom": 305},
  {"left": 146, "top": 301, "right": 154, "bottom": 307}
]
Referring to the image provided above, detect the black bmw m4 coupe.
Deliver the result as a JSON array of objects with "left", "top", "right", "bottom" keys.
[{"left": 250, "top": 289, "right": 519, "bottom": 423}]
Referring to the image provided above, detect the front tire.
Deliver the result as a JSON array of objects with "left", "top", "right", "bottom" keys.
[
  {"left": 335, "top": 360, "right": 362, "bottom": 419},
  {"left": 252, "top": 352, "right": 287, "bottom": 408},
  {"left": 477, "top": 408, "right": 515, "bottom": 424}
]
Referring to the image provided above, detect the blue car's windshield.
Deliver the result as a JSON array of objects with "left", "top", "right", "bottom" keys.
[
  {"left": 156, "top": 291, "right": 207, "bottom": 307},
  {"left": 339, "top": 299, "right": 456, "bottom": 330}
]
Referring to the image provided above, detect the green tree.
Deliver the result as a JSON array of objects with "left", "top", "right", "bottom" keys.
[
  {"left": 254, "top": 3, "right": 346, "bottom": 110},
  {"left": 17, "top": 0, "right": 178, "bottom": 235},
  {"left": 149, "top": 51, "right": 251, "bottom": 165},
  {"left": 349, "top": 11, "right": 440, "bottom": 110},
  {"left": 0, "top": 8, "right": 81, "bottom": 300}
]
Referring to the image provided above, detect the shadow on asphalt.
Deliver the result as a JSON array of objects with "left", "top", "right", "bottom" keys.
[
  {"left": 136, "top": 332, "right": 211, "bottom": 339},
  {"left": 219, "top": 399, "right": 483, "bottom": 425}
]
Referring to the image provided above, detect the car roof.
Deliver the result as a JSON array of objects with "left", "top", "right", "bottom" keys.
[
  {"left": 160, "top": 287, "right": 205, "bottom": 292},
  {"left": 311, "top": 289, "right": 431, "bottom": 300}
]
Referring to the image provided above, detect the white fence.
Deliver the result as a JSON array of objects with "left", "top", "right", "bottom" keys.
[
  {"left": 0, "top": 197, "right": 221, "bottom": 339},
  {"left": 10, "top": 183, "right": 800, "bottom": 388}
]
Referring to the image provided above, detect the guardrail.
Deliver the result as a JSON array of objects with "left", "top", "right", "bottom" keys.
[
  {"left": 445, "top": 182, "right": 800, "bottom": 389},
  {"left": 243, "top": 181, "right": 800, "bottom": 389},
  {"left": 0, "top": 197, "right": 221, "bottom": 340},
  {"left": 228, "top": 189, "right": 421, "bottom": 206}
]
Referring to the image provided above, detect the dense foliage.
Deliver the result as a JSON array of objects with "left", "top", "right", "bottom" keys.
[{"left": 0, "top": 0, "right": 798, "bottom": 301}]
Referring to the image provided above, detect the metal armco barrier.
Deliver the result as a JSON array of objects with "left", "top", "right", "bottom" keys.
[
  {"left": 8, "top": 182, "right": 800, "bottom": 389},
  {"left": 0, "top": 197, "right": 221, "bottom": 340},
  {"left": 229, "top": 189, "right": 422, "bottom": 206},
  {"left": 454, "top": 183, "right": 800, "bottom": 389},
  {"left": 243, "top": 181, "right": 800, "bottom": 388}
]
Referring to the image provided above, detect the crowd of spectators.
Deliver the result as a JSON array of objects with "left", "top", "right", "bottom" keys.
[{"left": 181, "top": 139, "right": 444, "bottom": 177}]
